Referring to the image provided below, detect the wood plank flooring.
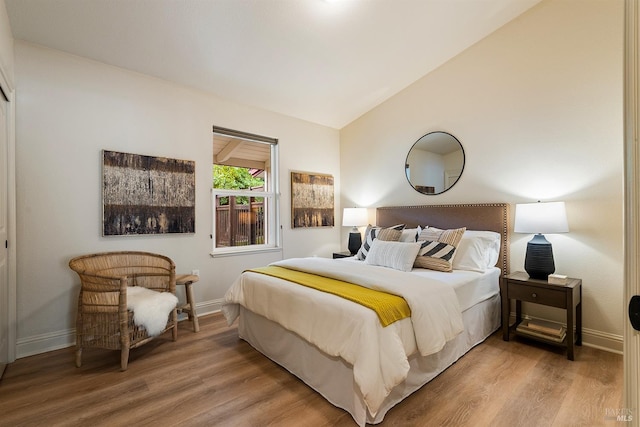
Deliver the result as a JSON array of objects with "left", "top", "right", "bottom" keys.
[{"left": 0, "top": 313, "right": 622, "bottom": 427}]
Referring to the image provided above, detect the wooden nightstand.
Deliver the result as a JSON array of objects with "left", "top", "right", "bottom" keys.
[
  {"left": 333, "top": 251, "right": 354, "bottom": 259},
  {"left": 501, "top": 271, "right": 582, "bottom": 360}
]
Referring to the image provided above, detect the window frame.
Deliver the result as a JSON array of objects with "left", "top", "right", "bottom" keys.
[{"left": 211, "top": 127, "right": 280, "bottom": 257}]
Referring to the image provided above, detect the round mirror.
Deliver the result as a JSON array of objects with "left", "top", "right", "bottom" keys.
[{"left": 405, "top": 131, "right": 465, "bottom": 195}]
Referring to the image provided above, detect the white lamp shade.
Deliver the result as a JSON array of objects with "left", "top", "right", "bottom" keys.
[
  {"left": 342, "top": 207, "right": 368, "bottom": 227},
  {"left": 514, "top": 201, "right": 569, "bottom": 234}
]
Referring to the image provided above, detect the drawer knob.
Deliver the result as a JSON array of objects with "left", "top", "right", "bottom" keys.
[{"left": 532, "top": 293, "right": 537, "bottom": 298}]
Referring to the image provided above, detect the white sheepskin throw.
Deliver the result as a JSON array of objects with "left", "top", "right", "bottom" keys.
[{"left": 127, "top": 286, "right": 178, "bottom": 337}]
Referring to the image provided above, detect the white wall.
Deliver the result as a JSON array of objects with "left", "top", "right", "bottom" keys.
[
  {"left": 8, "top": 0, "right": 624, "bottom": 356},
  {"left": 0, "top": 1, "right": 14, "bottom": 87},
  {"left": 13, "top": 42, "right": 341, "bottom": 356},
  {"left": 340, "top": 0, "right": 624, "bottom": 351}
]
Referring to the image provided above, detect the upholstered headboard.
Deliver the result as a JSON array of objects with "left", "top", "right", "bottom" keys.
[{"left": 376, "top": 203, "right": 510, "bottom": 274}]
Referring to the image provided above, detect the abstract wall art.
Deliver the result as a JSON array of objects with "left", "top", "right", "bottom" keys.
[
  {"left": 102, "top": 150, "right": 195, "bottom": 236},
  {"left": 291, "top": 171, "right": 334, "bottom": 228}
]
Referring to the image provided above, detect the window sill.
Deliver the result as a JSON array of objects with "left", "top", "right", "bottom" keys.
[{"left": 210, "top": 246, "right": 283, "bottom": 258}]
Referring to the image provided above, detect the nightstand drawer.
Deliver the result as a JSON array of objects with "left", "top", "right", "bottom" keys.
[{"left": 508, "top": 283, "right": 566, "bottom": 308}]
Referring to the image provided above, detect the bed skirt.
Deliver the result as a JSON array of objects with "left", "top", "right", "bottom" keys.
[{"left": 237, "top": 292, "right": 501, "bottom": 426}]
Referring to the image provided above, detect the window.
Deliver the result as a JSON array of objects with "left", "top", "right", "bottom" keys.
[{"left": 212, "top": 126, "right": 280, "bottom": 255}]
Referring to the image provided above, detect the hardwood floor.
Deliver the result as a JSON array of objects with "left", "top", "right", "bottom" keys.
[{"left": 0, "top": 313, "right": 622, "bottom": 427}]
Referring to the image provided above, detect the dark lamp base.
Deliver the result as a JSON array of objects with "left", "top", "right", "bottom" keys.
[
  {"left": 348, "top": 230, "right": 362, "bottom": 255},
  {"left": 524, "top": 233, "right": 556, "bottom": 280}
]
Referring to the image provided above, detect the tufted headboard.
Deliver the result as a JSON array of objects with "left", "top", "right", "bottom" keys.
[{"left": 376, "top": 203, "right": 510, "bottom": 274}]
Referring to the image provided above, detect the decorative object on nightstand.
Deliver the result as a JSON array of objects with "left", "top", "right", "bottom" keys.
[
  {"left": 514, "top": 201, "right": 569, "bottom": 280},
  {"left": 501, "top": 271, "right": 582, "bottom": 360},
  {"left": 516, "top": 318, "right": 566, "bottom": 342},
  {"left": 342, "top": 207, "right": 368, "bottom": 255},
  {"left": 548, "top": 273, "right": 568, "bottom": 285}
]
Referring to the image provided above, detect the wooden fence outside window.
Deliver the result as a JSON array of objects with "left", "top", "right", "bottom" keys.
[{"left": 215, "top": 196, "right": 265, "bottom": 247}]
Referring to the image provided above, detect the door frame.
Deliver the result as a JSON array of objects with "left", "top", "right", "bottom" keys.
[
  {"left": 0, "top": 60, "right": 16, "bottom": 367},
  {"left": 624, "top": 0, "right": 640, "bottom": 424}
]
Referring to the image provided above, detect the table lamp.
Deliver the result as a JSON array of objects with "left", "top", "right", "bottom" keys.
[
  {"left": 342, "top": 208, "right": 368, "bottom": 255},
  {"left": 514, "top": 201, "right": 569, "bottom": 280}
]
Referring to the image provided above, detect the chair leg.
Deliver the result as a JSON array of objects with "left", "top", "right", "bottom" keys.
[
  {"left": 75, "top": 299, "right": 83, "bottom": 368},
  {"left": 172, "top": 309, "right": 178, "bottom": 341},
  {"left": 120, "top": 348, "right": 129, "bottom": 371},
  {"left": 75, "top": 347, "right": 82, "bottom": 368}
]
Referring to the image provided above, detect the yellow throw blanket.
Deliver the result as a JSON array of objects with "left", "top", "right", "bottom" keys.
[{"left": 247, "top": 265, "right": 411, "bottom": 327}]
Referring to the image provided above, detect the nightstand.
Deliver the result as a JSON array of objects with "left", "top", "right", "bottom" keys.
[
  {"left": 501, "top": 271, "right": 582, "bottom": 360},
  {"left": 333, "top": 251, "right": 353, "bottom": 259}
]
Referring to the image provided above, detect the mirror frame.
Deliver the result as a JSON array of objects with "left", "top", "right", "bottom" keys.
[{"left": 405, "top": 131, "right": 465, "bottom": 195}]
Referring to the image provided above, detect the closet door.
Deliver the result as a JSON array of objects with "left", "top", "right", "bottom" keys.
[{"left": 0, "top": 93, "right": 7, "bottom": 378}]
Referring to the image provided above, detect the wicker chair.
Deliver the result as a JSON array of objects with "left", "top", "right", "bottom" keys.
[{"left": 69, "top": 251, "right": 178, "bottom": 370}]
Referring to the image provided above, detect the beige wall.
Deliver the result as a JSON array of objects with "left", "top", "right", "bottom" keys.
[
  {"left": 13, "top": 42, "right": 341, "bottom": 356},
  {"left": 340, "top": 0, "right": 624, "bottom": 350}
]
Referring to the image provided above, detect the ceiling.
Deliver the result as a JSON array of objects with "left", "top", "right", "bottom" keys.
[
  {"left": 213, "top": 134, "right": 271, "bottom": 169},
  {"left": 5, "top": 0, "right": 541, "bottom": 129}
]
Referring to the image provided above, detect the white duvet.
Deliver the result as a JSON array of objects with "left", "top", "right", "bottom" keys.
[{"left": 221, "top": 257, "right": 464, "bottom": 416}]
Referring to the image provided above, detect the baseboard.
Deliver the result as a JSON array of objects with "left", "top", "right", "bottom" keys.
[
  {"left": 193, "top": 298, "right": 223, "bottom": 318},
  {"left": 16, "top": 328, "right": 75, "bottom": 359},
  {"left": 16, "top": 302, "right": 622, "bottom": 358},
  {"left": 16, "top": 298, "right": 226, "bottom": 359},
  {"left": 510, "top": 314, "right": 623, "bottom": 355},
  {"left": 581, "top": 327, "right": 623, "bottom": 354}
]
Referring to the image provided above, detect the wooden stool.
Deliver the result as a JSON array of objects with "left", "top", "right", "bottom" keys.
[{"left": 176, "top": 274, "right": 200, "bottom": 332}]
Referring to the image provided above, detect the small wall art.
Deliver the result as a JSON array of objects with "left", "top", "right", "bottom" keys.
[
  {"left": 102, "top": 150, "right": 195, "bottom": 236},
  {"left": 291, "top": 171, "right": 334, "bottom": 228}
]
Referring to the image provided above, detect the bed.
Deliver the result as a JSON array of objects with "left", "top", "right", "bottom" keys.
[{"left": 222, "top": 204, "right": 510, "bottom": 426}]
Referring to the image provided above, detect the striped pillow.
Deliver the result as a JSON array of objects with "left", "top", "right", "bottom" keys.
[
  {"left": 414, "top": 226, "right": 466, "bottom": 272},
  {"left": 356, "top": 224, "right": 404, "bottom": 261}
]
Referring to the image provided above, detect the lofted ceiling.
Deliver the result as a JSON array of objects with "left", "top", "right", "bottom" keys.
[{"left": 5, "top": 0, "right": 541, "bottom": 129}]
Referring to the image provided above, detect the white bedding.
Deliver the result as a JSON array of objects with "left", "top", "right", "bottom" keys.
[
  {"left": 338, "top": 257, "right": 501, "bottom": 311},
  {"left": 425, "top": 266, "right": 501, "bottom": 311},
  {"left": 238, "top": 294, "right": 501, "bottom": 426},
  {"left": 222, "top": 257, "right": 476, "bottom": 416}
]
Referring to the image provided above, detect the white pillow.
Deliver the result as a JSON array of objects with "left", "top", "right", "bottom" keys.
[
  {"left": 356, "top": 224, "right": 404, "bottom": 260},
  {"left": 452, "top": 230, "right": 501, "bottom": 272},
  {"left": 364, "top": 240, "right": 422, "bottom": 272},
  {"left": 399, "top": 226, "right": 422, "bottom": 242}
]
